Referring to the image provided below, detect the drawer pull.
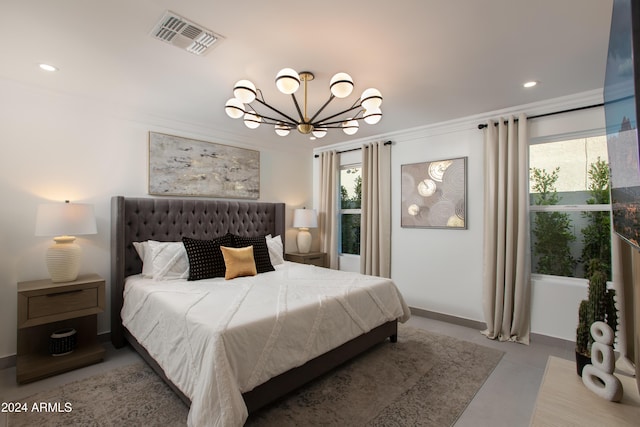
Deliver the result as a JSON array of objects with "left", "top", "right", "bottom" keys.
[{"left": 46, "top": 290, "right": 83, "bottom": 297}]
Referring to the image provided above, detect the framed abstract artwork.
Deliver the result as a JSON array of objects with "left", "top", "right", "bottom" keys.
[
  {"left": 148, "top": 132, "right": 260, "bottom": 199},
  {"left": 401, "top": 156, "right": 467, "bottom": 228}
]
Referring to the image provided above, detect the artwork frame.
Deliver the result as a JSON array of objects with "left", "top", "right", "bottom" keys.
[
  {"left": 401, "top": 156, "right": 467, "bottom": 229},
  {"left": 148, "top": 132, "right": 260, "bottom": 199}
]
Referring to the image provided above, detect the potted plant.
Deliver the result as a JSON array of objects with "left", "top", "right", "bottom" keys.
[{"left": 575, "top": 258, "right": 618, "bottom": 376}]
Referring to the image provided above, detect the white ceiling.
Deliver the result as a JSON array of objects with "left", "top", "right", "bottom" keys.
[{"left": 1, "top": 0, "right": 613, "bottom": 147}]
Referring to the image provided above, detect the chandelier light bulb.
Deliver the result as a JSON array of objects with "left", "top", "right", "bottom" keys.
[
  {"left": 330, "top": 72, "right": 354, "bottom": 98},
  {"left": 234, "top": 80, "right": 257, "bottom": 104},
  {"left": 363, "top": 107, "right": 382, "bottom": 124},
  {"left": 275, "top": 122, "right": 291, "bottom": 136},
  {"left": 225, "top": 98, "right": 245, "bottom": 119},
  {"left": 342, "top": 118, "right": 359, "bottom": 135},
  {"left": 275, "top": 68, "right": 301, "bottom": 94},
  {"left": 361, "top": 88, "right": 383, "bottom": 110},
  {"left": 243, "top": 110, "right": 262, "bottom": 129},
  {"left": 312, "top": 127, "right": 327, "bottom": 138}
]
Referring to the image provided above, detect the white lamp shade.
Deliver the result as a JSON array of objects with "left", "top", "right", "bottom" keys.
[
  {"left": 225, "top": 98, "right": 245, "bottom": 119},
  {"left": 293, "top": 208, "right": 318, "bottom": 228},
  {"left": 35, "top": 202, "right": 97, "bottom": 237},
  {"left": 275, "top": 68, "right": 301, "bottom": 94},
  {"left": 360, "top": 88, "right": 383, "bottom": 110},
  {"left": 312, "top": 127, "right": 327, "bottom": 138},
  {"left": 330, "top": 72, "right": 354, "bottom": 98},
  {"left": 363, "top": 107, "right": 382, "bottom": 124},
  {"left": 243, "top": 110, "right": 262, "bottom": 129},
  {"left": 342, "top": 118, "right": 359, "bottom": 135},
  {"left": 275, "top": 122, "right": 291, "bottom": 136},
  {"left": 233, "top": 79, "right": 257, "bottom": 104},
  {"left": 35, "top": 202, "right": 96, "bottom": 282}
]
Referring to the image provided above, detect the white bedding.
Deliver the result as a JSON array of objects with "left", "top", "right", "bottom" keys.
[{"left": 122, "top": 261, "right": 410, "bottom": 427}]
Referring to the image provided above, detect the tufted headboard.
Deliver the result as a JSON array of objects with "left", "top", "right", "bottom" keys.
[{"left": 110, "top": 196, "right": 286, "bottom": 347}]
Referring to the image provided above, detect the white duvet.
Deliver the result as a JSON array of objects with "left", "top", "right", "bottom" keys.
[{"left": 122, "top": 261, "right": 410, "bottom": 427}]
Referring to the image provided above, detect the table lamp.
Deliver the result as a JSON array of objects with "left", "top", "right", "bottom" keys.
[
  {"left": 35, "top": 201, "right": 97, "bottom": 282},
  {"left": 293, "top": 208, "right": 317, "bottom": 254}
]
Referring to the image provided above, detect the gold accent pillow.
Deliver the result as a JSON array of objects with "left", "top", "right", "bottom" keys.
[{"left": 220, "top": 245, "right": 257, "bottom": 280}]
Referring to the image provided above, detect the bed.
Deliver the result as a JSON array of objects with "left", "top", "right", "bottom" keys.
[{"left": 110, "top": 196, "right": 410, "bottom": 426}]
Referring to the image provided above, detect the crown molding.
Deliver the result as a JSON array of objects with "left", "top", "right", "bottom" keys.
[{"left": 314, "top": 89, "right": 604, "bottom": 154}]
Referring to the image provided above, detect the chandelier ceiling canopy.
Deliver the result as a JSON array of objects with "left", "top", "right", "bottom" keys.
[{"left": 225, "top": 69, "right": 382, "bottom": 140}]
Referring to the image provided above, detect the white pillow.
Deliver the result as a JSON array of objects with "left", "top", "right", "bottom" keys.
[
  {"left": 265, "top": 234, "right": 285, "bottom": 265},
  {"left": 133, "top": 241, "right": 147, "bottom": 260},
  {"left": 132, "top": 241, "right": 152, "bottom": 277},
  {"left": 135, "top": 241, "right": 189, "bottom": 280}
]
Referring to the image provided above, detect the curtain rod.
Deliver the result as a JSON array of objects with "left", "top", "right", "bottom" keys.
[
  {"left": 313, "top": 140, "right": 392, "bottom": 158},
  {"left": 477, "top": 102, "right": 604, "bottom": 129}
]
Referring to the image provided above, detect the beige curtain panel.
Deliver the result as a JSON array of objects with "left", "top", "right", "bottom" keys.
[
  {"left": 482, "top": 114, "right": 531, "bottom": 344},
  {"left": 319, "top": 150, "right": 339, "bottom": 269},
  {"left": 360, "top": 141, "right": 391, "bottom": 277}
]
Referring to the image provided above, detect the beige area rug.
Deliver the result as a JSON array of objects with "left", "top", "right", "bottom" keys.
[{"left": 8, "top": 325, "right": 503, "bottom": 427}]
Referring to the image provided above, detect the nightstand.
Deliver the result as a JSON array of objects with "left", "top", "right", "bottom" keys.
[
  {"left": 16, "top": 273, "right": 106, "bottom": 383},
  {"left": 285, "top": 252, "right": 327, "bottom": 268}
]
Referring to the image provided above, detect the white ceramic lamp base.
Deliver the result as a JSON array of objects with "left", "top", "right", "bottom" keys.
[
  {"left": 297, "top": 228, "right": 312, "bottom": 254},
  {"left": 46, "top": 236, "right": 81, "bottom": 283}
]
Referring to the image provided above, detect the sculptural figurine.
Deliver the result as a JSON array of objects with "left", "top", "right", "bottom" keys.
[{"left": 581, "top": 321, "right": 623, "bottom": 402}]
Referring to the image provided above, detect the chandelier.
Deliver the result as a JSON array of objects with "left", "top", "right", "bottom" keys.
[{"left": 224, "top": 69, "right": 382, "bottom": 139}]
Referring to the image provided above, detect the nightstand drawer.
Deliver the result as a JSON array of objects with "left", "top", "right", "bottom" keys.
[
  {"left": 304, "top": 255, "right": 325, "bottom": 266},
  {"left": 17, "top": 274, "right": 105, "bottom": 329},
  {"left": 28, "top": 288, "right": 98, "bottom": 319},
  {"left": 285, "top": 252, "right": 327, "bottom": 268}
]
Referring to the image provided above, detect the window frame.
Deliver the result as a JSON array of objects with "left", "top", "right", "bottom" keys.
[
  {"left": 528, "top": 131, "right": 612, "bottom": 282},
  {"left": 338, "top": 163, "right": 362, "bottom": 256}
]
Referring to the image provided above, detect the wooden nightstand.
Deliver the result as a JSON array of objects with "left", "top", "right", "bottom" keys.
[
  {"left": 16, "top": 273, "right": 106, "bottom": 383},
  {"left": 285, "top": 252, "right": 327, "bottom": 268}
]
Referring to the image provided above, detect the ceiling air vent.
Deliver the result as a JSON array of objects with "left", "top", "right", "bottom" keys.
[{"left": 150, "top": 11, "right": 223, "bottom": 56}]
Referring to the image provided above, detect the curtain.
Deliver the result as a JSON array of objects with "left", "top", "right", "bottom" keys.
[
  {"left": 360, "top": 141, "right": 391, "bottom": 277},
  {"left": 482, "top": 114, "right": 530, "bottom": 344},
  {"left": 319, "top": 150, "right": 339, "bottom": 269},
  {"left": 611, "top": 232, "right": 636, "bottom": 373}
]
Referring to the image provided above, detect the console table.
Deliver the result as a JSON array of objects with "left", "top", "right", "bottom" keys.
[{"left": 530, "top": 356, "right": 640, "bottom": 426}]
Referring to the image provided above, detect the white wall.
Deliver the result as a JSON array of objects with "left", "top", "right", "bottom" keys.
[
  {"left": 314, "top": 89, "right": 606, "bottom": 341},
  {"left": 0, "top": 78, "right": 313, "bottom": 359}
]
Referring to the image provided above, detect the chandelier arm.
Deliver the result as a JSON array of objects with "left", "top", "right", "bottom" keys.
[
  {"left": 312, "top": 103, "right": 362, "bottom": 126},
  {"left": 290, "top": 93, "right": 305, "bottom": 122},
  {"left": 319, "top": 111, "right": 367, "bottom": 127},
  {"left": 258, "top": 115, "right": 297, "bottom": 127},
  {"left": 308, "top": 94, "right": 336, "bottom": 124},
  {"left": 253, "top": 98, "right": 300, "bottom": 125}
]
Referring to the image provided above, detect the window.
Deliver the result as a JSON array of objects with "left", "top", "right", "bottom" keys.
[
  {"left": 529, "top": 135, "right": 612, "bottom": 279},
  {"left": 340, "top": 165, "right": 362, "bottom": 255}
]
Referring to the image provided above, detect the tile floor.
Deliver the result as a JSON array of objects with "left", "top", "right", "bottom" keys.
[{"left": 0, "top": 315, "right": 575, "bottom": 427}]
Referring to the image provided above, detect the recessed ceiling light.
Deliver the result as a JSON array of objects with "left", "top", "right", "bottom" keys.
[
  {"left": 39, "top": 63, "right": 58, "bottom": 72},
  {"left": 523, "top": 81, "right": 538, "bottom": 88}
]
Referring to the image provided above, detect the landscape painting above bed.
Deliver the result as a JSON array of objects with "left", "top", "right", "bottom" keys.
[{"left": 148, "top": 132, "right": 260, "bottom": 199}]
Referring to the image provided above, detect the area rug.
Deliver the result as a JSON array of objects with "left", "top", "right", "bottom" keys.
[{"left": 8, "top": 325, "right": 504, "bottom": 427}]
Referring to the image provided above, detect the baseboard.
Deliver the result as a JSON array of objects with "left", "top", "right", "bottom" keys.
[
  {"left": 410, "top": 306, "right": 487, "bottom": 330},
  {"left": 529, "top": 332, "right": 574, "bottom": 348},
  {"left": 0, "top": 354, "right": 16, "bottom": 370},
  {"left": 0, "top": 332, "right": 112, "bottom": 370},
  {"left": 409, "top": 306, "right": 575, "bottom": 347}
]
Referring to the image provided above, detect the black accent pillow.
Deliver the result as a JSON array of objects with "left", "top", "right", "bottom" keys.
[
  {"left": 232, "top": 235, "right": 275, "bottom": 274},
  {"left": 182, "top": 234, "right": 235, "bottom": 280}
]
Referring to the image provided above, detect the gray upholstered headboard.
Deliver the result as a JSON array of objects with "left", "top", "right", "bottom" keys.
[{"left": 110, "top": 196, "right": 286, "bottom": 347}]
